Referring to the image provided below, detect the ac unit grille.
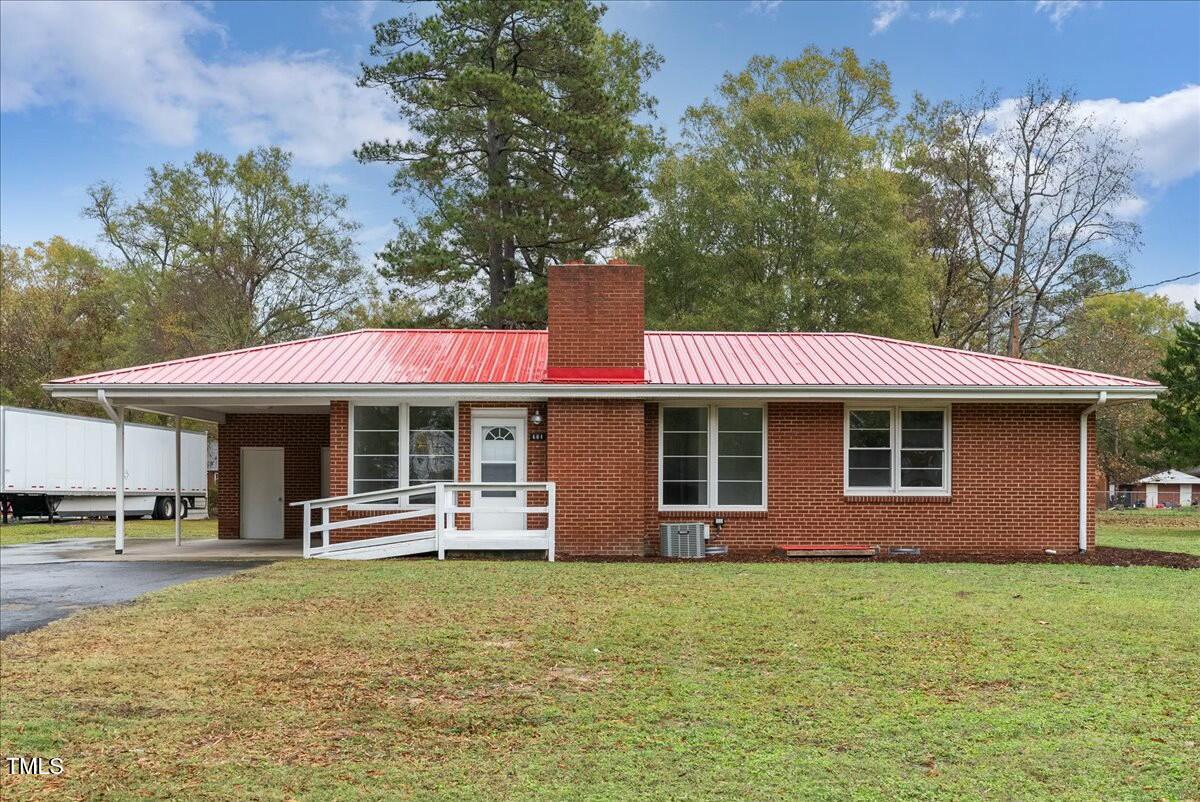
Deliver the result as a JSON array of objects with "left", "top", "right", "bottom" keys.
[{"left": 660, "top": 523, "right": 708, "bottom": 558}]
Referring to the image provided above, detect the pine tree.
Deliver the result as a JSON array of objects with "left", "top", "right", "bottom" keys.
[{"left": 358, "top": 0, "right": 662, "bottom": 326}]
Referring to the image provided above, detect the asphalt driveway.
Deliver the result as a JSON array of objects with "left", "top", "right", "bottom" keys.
[{"left": 1, "top": 545, "right": 267, "bottom": 638}]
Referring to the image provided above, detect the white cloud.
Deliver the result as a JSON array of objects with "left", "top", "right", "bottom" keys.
[
  {"left": 988, "top": 85, "right": 1200, "bottom": 195},
  {"left": 1111, "top": 195, "right": 1148, "bottom": 220},
  {"left": 319, "top": 1, "right": 379, "bottom": 32},
  {"left": 928, "top": 4, "right": 966, "bottom": 23},
  {"left": 747, "top": 1, "right": 783, "bottom": 15},
  {"left": 1076, "top": 86, "right": 1200, "bottom": 187},
  {"left": 0, "top": 0, "right": 407, "bottom": 167},
  {"left": 871, "top": 1, "right": 909, "bottom": 33},
  {"left": 1034, "top": 1, "right": 1098, "bottom": 29},
  {"left": 1155, "top": 282, "right": 1200, "bottom": 319}
]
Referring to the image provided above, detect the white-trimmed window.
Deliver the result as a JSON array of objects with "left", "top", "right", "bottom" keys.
[
  {"left": 845, "top": 406, "right": 949, "bottom": 495},
  {"left": 351, "top": 403, "right": 456, "bottom": 504},
  {"left": 661, "top": 404, "right": 766, "bottom": 510}
]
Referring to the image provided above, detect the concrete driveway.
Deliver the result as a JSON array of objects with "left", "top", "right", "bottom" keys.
[{"left": 0, "top": 539, "right": 277, "bottom": 638}]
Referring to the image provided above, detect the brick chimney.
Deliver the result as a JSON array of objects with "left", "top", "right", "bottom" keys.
[{"left": 546, "top": 260, "right": 645, "bottom": 382}]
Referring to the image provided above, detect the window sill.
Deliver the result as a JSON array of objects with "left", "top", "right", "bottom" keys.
[
  {"left": 843, "top": 493, "right": 952, "bottom": 504},
  {"left": 659, "top": 507, "right": 768, "bottom": 517}
]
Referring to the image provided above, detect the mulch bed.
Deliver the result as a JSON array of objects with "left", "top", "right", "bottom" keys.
[
  {"left": 872, "top": 546, "right": 1199, "bottom": 570},
  {"left": 556, "top": 546, "right": 1199, "bottom": 570}
]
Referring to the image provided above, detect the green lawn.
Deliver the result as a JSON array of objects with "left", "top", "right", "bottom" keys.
[
  {"left": 0, "top": 517, "right": 216, "bottom": 546},
  {"left": 2, "top": 558, "right": 1197, "bottom": 801},
  {"left": 1097, "top": 508, "right": 1200, "bottom": 555}
]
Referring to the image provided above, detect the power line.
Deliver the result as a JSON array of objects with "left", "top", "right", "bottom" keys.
[{"left": 1090, "top": 270, "right": 1200, "bottom": 299}]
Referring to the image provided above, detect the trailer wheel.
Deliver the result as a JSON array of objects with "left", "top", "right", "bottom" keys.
[{"left": 155, "top": 496, "right": 177, "bottom": 521}]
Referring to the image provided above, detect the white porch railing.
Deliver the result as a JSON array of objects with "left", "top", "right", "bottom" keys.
[{"left": 292, "top": 482, "right": 555, "bottom": 561}]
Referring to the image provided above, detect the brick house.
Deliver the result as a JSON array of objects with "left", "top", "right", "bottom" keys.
[
  {"left": 46, "top": 262, "right": 1161, "bottom": 558},
  {"left": 1113, "top": 470, "right": 1200, "bottom": 508}
]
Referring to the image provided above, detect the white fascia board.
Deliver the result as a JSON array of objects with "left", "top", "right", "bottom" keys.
[{"left": 44, "top": 382, "right": 1162, "bottom": 406}]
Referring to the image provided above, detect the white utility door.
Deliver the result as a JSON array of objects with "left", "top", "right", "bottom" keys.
[
  {"left": 1181, "top": 484, "right": 1193, "bottom": 507},
  {"left": 1146, "top": 483, "right": 1158, "bottom": 508},
  {"left": 241, "top": 447, "right": 284, "bottom": 539},
  {"left": 471, "top": 416, "right": 526, "bottom": 531}
]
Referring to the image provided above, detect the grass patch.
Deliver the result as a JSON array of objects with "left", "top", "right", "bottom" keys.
[
  {"left": 2, "top": 559, "right": 1198, "bottom": 801},
  {"left": 1096, "top": 509, "right": 1200, "bottom": 555},
  {"left": 1097, "top": 527, "right": 1200, "bottom": 555},
  {"left": 0, "top": 517, "right": 216, "bottom": 547}
]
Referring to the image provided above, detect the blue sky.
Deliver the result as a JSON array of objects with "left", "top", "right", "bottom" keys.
[{"left": 2, "top": 0, "right": 1197, "bottom": 310}]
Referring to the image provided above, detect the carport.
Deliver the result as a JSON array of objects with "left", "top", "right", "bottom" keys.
[{"left": 44, "top": 380, "right": 331, "bottom": 553}]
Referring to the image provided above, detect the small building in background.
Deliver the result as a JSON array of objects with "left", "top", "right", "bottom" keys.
[{"left": 1113, "top": 469, "right": 1200, "bottom": 508}]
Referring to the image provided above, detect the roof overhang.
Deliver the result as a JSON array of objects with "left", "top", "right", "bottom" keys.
[{"left": 45, "top": 382, "right": 1163, "bottom": 420}]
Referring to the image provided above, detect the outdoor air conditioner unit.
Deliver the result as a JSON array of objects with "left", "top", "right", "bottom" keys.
[{"left": 660, "top": 522, "right": 709, "bottom": 558}]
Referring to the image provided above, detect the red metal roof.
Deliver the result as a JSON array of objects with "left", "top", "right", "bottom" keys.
[{"left": 51, "top": 328, "right": 1154, "bottom": 388}]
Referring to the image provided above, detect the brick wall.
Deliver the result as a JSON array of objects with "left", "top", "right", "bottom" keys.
[
  {"left": 1158, "top": 485, "right": 1180, "bottom": 505},
  {"left": 219, "top": 400, "right": 1095, "bottom": 554},
  {"left": 217, "top": 413, "right": 329, "bottom": 539},
  {"left": 326, "top": 400, "right": 546, "bottom": 543},
  {"left": 645, "top": 401, "right": 1095, "bottom": 555},
  {"left": 548, "top": 398, "right": 645, "bottom": 555},
  {"left": 547, "top": 262, "right": 644, "bottom": 380}
]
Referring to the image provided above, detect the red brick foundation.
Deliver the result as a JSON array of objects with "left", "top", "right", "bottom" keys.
[{"left": 217, "top": 413, "right": 329, "bottom": 539}]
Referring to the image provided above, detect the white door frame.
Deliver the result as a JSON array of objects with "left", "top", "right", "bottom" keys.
[
  {"left": 240, "top": 446, "right": 285, "bottom": 539},
  {"left": 470, "top": 409, "right": 527, "bottom": 531}
]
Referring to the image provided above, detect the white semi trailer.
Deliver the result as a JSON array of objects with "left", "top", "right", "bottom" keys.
[{"left": 0, "top": 406, "right": 208, "bottom": 521}]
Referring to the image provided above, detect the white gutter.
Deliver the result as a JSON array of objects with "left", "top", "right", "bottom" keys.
[
  {"left": 1078, "top": 391, "right": 1107, "bottom": 552},
  {"left": 43, "top": 382, "right": 1163, "bottom": 404}
]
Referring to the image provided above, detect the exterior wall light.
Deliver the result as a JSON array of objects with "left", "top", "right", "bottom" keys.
[{"left": 530, "top": 408, "right": 545, "bottom": 426}]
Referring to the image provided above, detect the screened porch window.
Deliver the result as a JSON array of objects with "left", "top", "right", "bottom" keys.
[
  {"left": 351, "top": 404, "right": 455, "bottom": 504},
  {"left": 661, "top": 405, "right": 766, "bottom": 509},
  {"left": 845, "top": 407, "right": 949, "bottom": 494},
  {"left": 662, "top": 407, "right": 708, "bottom": 506},
  {"left": 352, "top": 405, "right": 400, "bottom": 497}
]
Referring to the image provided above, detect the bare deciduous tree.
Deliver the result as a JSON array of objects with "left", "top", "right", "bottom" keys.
[{"left": 905, "top": 82, "right": 1140, "bottom": 356}]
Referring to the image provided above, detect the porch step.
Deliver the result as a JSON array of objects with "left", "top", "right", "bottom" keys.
[{"left": 776, "top": 543, "right": 877, "bottom": 558}]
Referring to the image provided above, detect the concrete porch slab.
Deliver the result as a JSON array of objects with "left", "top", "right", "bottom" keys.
[{"left": 0, "top": 537, "right": 303, "bottom": 565}]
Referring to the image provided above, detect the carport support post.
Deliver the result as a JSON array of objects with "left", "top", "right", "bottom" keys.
[
  {"left": 97, "top": 390, "right": 126, "bottom": 554},
  {"left": 115, "top": 408, "right": 126, "bottom": 554},
  {"left": 174, "top": 415, "right": 182, "bottom": 547}
]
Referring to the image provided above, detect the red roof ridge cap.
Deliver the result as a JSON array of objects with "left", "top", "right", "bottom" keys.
[{"left": 359, "top": 327, "right": 549, "bottom": 334}]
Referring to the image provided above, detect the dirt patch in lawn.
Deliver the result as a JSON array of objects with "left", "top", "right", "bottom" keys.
[
  {"left": 1096, "top": 511, "right": 1200, "bottom": 530},
  {"left": 559, "top": 546, "right": 1200, "bottom": 570}
]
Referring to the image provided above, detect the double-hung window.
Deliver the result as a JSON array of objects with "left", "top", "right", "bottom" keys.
[
  {"left": 661, "top": 405, "right": 765, "bottom": 509},
  {"left": 351, "top": 403, "right": 456, "bottom": 504},
  {"left": 845, "top": 406, "right": 949, "bottom": 495}
]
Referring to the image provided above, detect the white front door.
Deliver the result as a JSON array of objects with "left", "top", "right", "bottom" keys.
[
  {"left": 241, "top": 447, "right": 284, "bottom": 539},
  {"left": 471, "top": 415, "right": 526, "bottom": 531}
]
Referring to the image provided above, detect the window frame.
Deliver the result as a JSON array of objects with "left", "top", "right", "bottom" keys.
[
  {"left": 843, "top": 404, "right": 952, "bottom": 497},
  {"left": 348, "top": 401, "right": 459, "bottom": 509},
  {"left": 658, "top": 402, "right": 768, "bottom": 513}
]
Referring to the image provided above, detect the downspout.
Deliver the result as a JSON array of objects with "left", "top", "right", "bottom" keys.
[{"left": 1079, "top": 391, "right": 1107, "bottom": 552}]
